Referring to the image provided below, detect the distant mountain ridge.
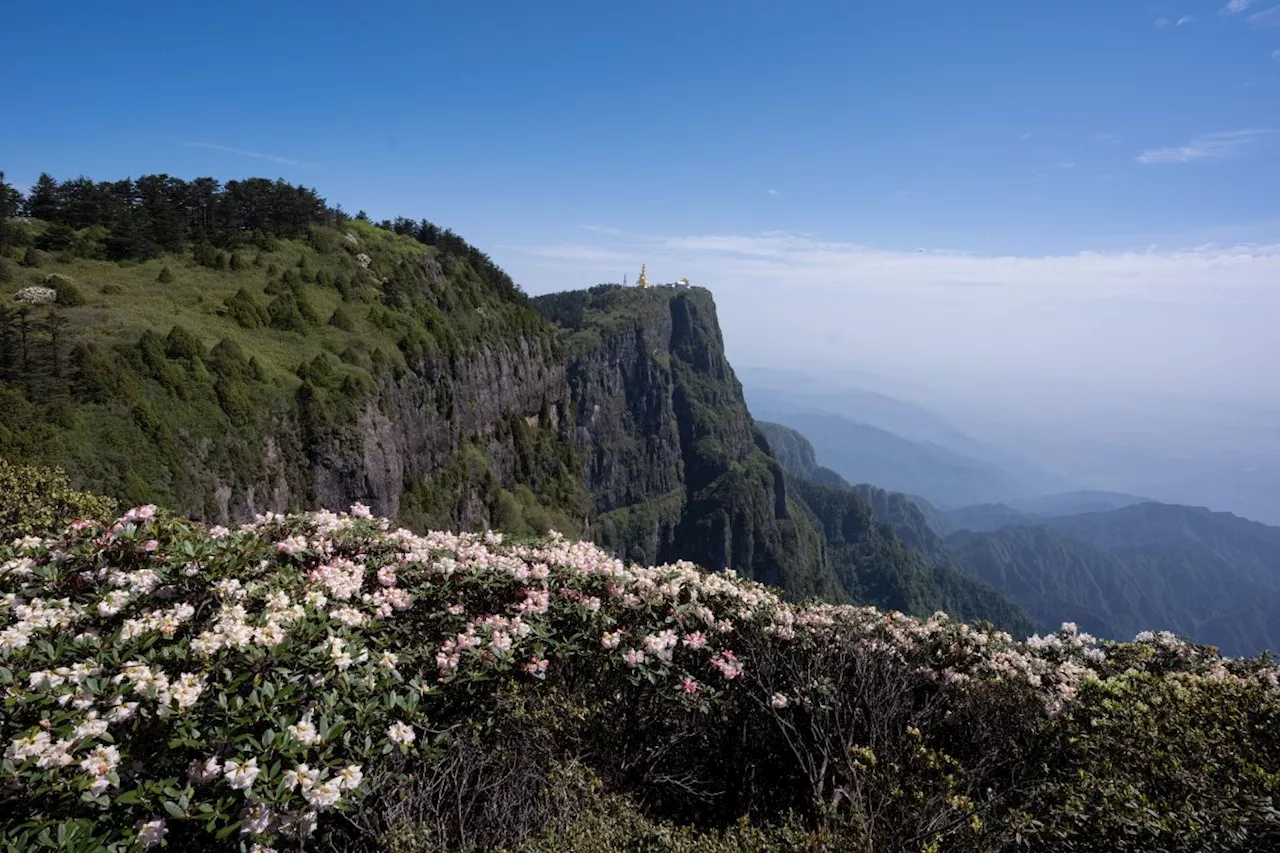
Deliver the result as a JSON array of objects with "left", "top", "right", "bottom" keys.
[
  {"left": 753, "top": 409, "right": 1037, "bottom": 508},
  {"left": 763, "top": 419, "right": 1280, "bottom": 657},
  {"left": 759, "top": 421, "right": 1034, "bottom": 635}
]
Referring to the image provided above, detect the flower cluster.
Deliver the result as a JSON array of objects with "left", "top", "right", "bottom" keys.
[{"left": 4, "top": 502, "right": 1279, "bottom": 850}]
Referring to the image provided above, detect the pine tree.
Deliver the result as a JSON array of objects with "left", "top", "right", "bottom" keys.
[
  {"left": 23, "top": 173, "right": 61, "bottom": 222},
  {"left": 20, "top": 247, "right": 40, "bottom": 268},
  {"left": 157, "top": 266, "right": 174, "bottom": 284},
  {"left": 0, "top": 171, "right": 22, "bottom": 253}
]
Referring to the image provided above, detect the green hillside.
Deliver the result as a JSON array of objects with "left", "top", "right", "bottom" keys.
[{"left": 0, "top": 173, "right": 584, "bottom": 538}]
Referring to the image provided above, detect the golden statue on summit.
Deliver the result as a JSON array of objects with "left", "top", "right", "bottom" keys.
[{"left": 637, "top": 264, "right": 649, "bottom": 288}]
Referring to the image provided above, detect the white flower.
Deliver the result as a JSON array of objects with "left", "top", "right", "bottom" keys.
[
  {"left": 328, "top": 606, "right": 367, "bottom": 628},
  {"left": 79, "top": 744, "right": 120, "bottom": 778},
  {"left": 287, "top": 719, "right": 322, "bottom": 747},
  {"left": 97, "top": 590, "right": 131, "bottom": 617},
  {"left": 73, "top": 717, "right": 110, "bottom": 741},
  {"left": 770, "top": 692, "right": 790, "bottom": 709},
  {"left": 304, "top": 779, "right": 343, "bottom": 809},
  {"left": 136, "top": 818, "right": 167, "bottom": 848},
  {"left": 224, "top": 757, "right": 261, "bottom": 791},
  {"left": 601, "top": 631, "right": 622, "bottom": 649},
  {"left": 255, "top": 622, "right": 288, "bottom": 647},
  {"left": 387, "top": 722, "right": 416, "bottom": 746},
  {"left": 190, "top": 756, "right": 222, "bottom": 784},
  {"left": 283, "top": 763, "right": 319, "bottom": 791},
  {"left": 107, "top": 699, "right": 140, "bottom": 723},
  {"left": 379, "top": 650, "right": 399, "bottom": 669},
  {"left": 335, "top": 763, "right": 363, "bottom": 791},
  {"left": 15, "top": 286, "right": 57, "bottom": 305},
  {"left": 240, "top": 803, "right": 275, "bottom": 836}
]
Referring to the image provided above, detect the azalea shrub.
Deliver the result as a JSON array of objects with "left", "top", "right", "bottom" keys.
[
  {"left": 0, "top": 459, "right": 117, "bottom": 540},
  {"left": 2, "top": 504, "right": 1280, "bottom": 852}
]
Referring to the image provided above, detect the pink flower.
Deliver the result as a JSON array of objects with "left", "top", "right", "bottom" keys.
[
  {"left": 682, "top": 631, "right": 708, "bottom": 650},
  {"left": 681, "top": 678, "right": 698, "bottom": 694},
  {"left": 623, "top": 649, "right": 646, "bottom": 668},
  {"left": 523, "top": 657, "right": 550, "bottom": 675},
  {"left": 69, "top": 519, "right": 94, "bottom": 531},
  {"left": 349, "top": 503, "right": 372, "bottom": 518},
  {"left": 141, "top": 540, "right": 159, "bottom": 552}
]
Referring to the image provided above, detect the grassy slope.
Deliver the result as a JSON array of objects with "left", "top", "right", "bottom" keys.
[{"left": 0, "top": 219, "right": 577, "bottom": 532}]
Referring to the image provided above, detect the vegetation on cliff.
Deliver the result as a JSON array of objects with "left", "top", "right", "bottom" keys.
[{"left": 0, "top": 172, "right": 583, "bottom": 537}]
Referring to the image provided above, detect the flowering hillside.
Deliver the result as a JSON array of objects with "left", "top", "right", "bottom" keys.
[{"left": 4, "top": 505, "right": 1280, "bottom": 852}]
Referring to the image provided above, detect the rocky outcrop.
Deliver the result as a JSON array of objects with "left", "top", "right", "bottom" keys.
[
  {"left": 536, "top": 285, "right": 838, "bottom": 598},
  {"left": 312, "top": 333, "right": 570, "bottom": 521}
]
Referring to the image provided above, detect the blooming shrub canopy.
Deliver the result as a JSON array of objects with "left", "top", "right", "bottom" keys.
[{"left": 3, "top": 505, "right": 1279, "bottom": 850}]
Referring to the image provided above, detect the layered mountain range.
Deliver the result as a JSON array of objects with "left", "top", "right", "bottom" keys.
[{"left": 761, "top": 419, "right": 1280, "bottom": 656}]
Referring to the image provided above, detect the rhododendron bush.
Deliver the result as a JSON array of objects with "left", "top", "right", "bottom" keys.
[{"left": 4, "top": 505, "right": 1280, "bottom": 852}]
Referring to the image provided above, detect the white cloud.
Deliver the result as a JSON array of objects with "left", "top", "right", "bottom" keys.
[
  {"left": 178, "top": 140, "right": 316, "bottom": 168},
  {"left": 1177, "top": 15, "right": 1195, "bottom": 25},
  {"left": 767, "top": 189, "right": 780, "bottom": 195},
  {"left": 1095, "top": 132, "right": 1117, "bottom": 142},
  {"left": 1155, "top": 16, "right": 1171, "bottom": 27},
  {"left": 1252, "top": 6, "right": 1280, "bottom": 25},
  {"left": 1225, "top": 0, "right": 1260, "bottom": 13},
  {"left": 1135, "top": 129, "right": 1271, "bottom": 164},
  {"left": 1020, "top": 131, "right": 1032, "bottom": 141},
  {"left": 509, "top": 226, "right": 1280, "bottom": 402},
  {"left": 1274, "top": 47, "right": 1280, "bottom": 58},
  {"left": 513, "top": 226, "right": 1280, "bottom": 303},
  {"left": 1058, "top": 161, "right": 1077, "bottom": 169}
]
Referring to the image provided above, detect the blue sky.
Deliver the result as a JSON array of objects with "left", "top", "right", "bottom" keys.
[{"left": 3, "top": 0, "right": 1279, "bottom": 401}]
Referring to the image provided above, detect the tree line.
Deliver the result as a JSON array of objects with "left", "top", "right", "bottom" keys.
[{"left": 0, "top": 171, "right": 525, "bottom": 301}]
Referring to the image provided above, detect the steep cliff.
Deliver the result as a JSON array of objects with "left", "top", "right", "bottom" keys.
[{"left": 536, "top": 285, "right": 839, "bottom": 599}]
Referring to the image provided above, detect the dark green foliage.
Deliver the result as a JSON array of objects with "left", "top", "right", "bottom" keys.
[
  {"left": 156, "top": 265, "right": 174, "bottom": 283},
  {"left": 164, "top": 325, "right": 205, "bottom": 361},
  {"left": 950, "top": 503, "right": 1280, "bottom": 655},
  {"left": 22, "top": 173, "right": 60, "bottom": 221},
  {"left": 45, "top": 275, "right": 84, "bottom": 307},
  {"left": 22, "top": 173, "right": 340, "bottom": 258},
  {"left": 328, "top": 306, "right": 354, "bottom": 331},
  {"left": 20, "top": 247, "right": 40, "bottom": 268},
  {"left": 0, "top": 258, "right": 12, "bottom": 284},
  {"left": 1010, "top": 667, "right": 1280, "bottom": 852},
  {"left": 206, "top": 339, "right": 253, "bottom": 381},
  {"left": 229, "top": 252, "right": 245, "bottom": 271},
  {"left": 0, "top": 171, "right": 20, "bottom": 253},
  {"left": 0, "top": 458, "right": 117, "bottom": 538},
  {"left": 268, "top": 291, "right": 306, "bottom": 331},
  {"left": 213, "top": 375, "right": 252, "bottom": 425},
  {"left": 222, "top": 287, "right": 269, "bottom": 329},
  {"left": 35, "top": 222, "right": 76, "bottom": 252}
]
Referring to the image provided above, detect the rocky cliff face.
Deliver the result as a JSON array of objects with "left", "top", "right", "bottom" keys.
[
  {"left": 310, "top": 332, "right": 571, "bottom": 524},
  {"left": 536, "top": 285, "right": 838, "bottom": 598}
]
